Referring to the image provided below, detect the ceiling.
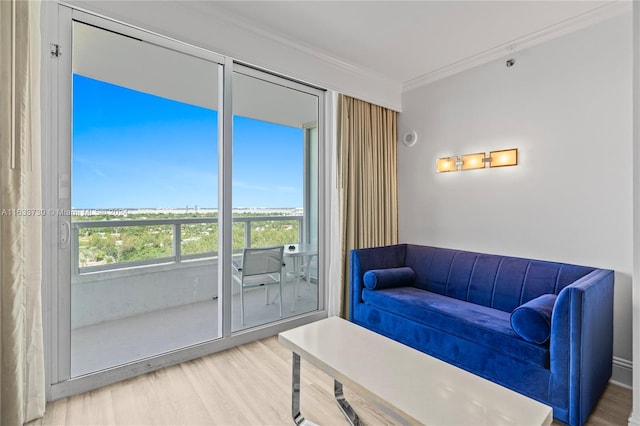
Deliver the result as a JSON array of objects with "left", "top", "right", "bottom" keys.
[
  {"left": 71, "top": 0, "right": 626, "bottom": 116},
  {"left": 200, "top": 1, "right": 618, "bottom": 87}
]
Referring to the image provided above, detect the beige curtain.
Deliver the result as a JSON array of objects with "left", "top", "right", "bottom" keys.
[
  {"left": 0, "top": 1, "right": 46, "bottom": 424},
  {"left": 337, "top": 95, "right": 398, "bottom": 318}
]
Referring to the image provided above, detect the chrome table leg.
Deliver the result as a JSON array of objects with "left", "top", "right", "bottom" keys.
[
  {"left": 334, "top": 380, "right": 361, "bottom": 426},
  {"left": 291, "top": 353, "right": 360, "bottom": 425},
  {"left": 292, "top": 353, "right": 317, "bottom": 425}
]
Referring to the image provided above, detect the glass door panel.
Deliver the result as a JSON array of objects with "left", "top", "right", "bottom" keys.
[
  {"left": 70, "top": 21, "right": 221, "bottom": 376},
  {"left": 231, "top": 69, "right": 319, "bottom": 331}
]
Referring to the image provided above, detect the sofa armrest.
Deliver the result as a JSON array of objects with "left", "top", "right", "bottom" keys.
[
  {"left": 549, "top": 268, "right": 614, "bottom": 426},
  {"left": 349, "top": 244, "right": 407, "bottom": 321}
]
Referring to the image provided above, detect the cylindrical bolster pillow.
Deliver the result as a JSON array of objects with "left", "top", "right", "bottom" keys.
[
  {"left": 363, "top": 267, "right": 416, "bottom": 290},
  {"left": 510, "top": 294, "right": 557, "bottom": 344}
]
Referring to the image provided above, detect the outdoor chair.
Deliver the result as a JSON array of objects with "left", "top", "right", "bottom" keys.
[{"left": 232, "top": 245, "right": 285, "bottom": 325}]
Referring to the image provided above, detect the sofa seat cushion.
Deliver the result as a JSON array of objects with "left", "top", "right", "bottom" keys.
[{"left": 362, "top": 287, "right": 550, "bottom": 368}]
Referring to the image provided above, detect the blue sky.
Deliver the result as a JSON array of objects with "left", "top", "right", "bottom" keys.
[{"left": 72, "top": 74, "right": 304, "bottom": 209}]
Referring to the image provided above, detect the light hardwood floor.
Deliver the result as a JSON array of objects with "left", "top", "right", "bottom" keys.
[{"left": 31, "top": 336, "right": 631, "bottom": 426}]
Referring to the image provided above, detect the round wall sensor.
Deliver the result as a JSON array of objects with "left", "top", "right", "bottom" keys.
[{"left": 402, "top": 131, "right": 418, "bottom": 147}]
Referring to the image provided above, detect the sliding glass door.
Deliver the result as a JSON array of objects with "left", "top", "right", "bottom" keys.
[
  {"left": 51, "top": 8, "right": 325, "bottom": 392},
  {"left": 69, "top": 21, "right": 222, "bottom": 376},
  {"left": 231, "top": 67, "right": 321, "bottom": 331}
]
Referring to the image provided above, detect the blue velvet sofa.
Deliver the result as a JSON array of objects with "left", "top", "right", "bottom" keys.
[{"left": 350, "top": 244, "right": 614, "bottom": 426}]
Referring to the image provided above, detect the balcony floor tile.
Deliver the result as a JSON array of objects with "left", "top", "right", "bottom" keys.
[{"left": 71, "top": 280, "right": 318, "bottom": 376}]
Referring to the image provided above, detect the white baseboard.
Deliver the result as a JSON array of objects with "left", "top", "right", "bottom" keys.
[
  {"left": 610, "top": 357, "right": 633, "bottom": 425},
  {"left": 611, "top": 356, "right": 633, "bottom": 389}
]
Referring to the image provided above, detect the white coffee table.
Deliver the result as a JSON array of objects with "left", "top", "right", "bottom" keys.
[{"left": 278, "top": 317, "right": 552, "bottom": 426}]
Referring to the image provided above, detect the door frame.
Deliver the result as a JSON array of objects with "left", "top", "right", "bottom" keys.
[{"left": 43, "top": 4, "right": 328, "bottom": 400}]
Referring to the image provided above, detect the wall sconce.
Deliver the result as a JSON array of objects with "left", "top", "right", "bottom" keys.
[
  {"left": 436, "top": 156, "right": 460, "bottom": 173},
  {"left": 488, "top": 149, "right": 518, "bottom": 167},
  {"left": 436, "top": 148, "right": 518, "bottom": 172},
  {"left": 461, "top": 153, "right": 485, "bottom": 170}
]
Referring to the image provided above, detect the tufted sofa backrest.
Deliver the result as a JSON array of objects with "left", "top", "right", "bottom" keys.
[{"left": 404, "top": 245, "right": 595, "bottom": 313}]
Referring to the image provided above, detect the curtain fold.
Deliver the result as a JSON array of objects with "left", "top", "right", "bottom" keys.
[
  {"left": 0, "top": 1, "right": 46, "bottom": 424},
  {"left": 337, "top": 95, "right": 398, "bottom": 318}
]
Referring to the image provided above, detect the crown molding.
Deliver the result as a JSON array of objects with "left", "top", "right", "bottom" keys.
[{"left": 402, "top": 1, "right": 632, "bottom": 93}]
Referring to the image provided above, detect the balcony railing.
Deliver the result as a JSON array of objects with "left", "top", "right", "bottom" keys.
[{"left": 72, "top": 215, "right": 303, "bottom": 275}]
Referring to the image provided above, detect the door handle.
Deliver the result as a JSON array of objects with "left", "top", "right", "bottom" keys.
[{"left": 60, "top": 220, "right": 70, "bottom": 248}]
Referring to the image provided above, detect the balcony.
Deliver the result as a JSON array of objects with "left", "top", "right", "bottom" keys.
[{"left": 70, "top": 213, "right": 318, "bottom": 377}]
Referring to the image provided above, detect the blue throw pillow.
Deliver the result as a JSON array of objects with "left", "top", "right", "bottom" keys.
[
  {"left": 363, "top": 267, "right": 415, "bottom": 290},
  {"left": 510, "top": 294, "right": 557, "bottom": 344}
]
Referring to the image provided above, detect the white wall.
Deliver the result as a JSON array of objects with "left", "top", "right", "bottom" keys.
[
  {"left": 630, "top": 3, "right": 640, "bottom": 424},
  {"left": 398, "top": 14, "right": 633, "bottom": 385}
]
